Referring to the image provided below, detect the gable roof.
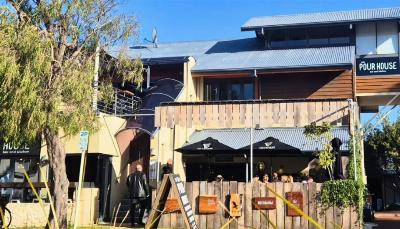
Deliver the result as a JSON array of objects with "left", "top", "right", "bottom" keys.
[{"left": 242, "top": 7, "right": 400, "bottom": 31}]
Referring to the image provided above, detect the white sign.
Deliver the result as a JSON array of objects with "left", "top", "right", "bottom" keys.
[{"left": 79, "top": 131, "right": 89, "bottom": 151}]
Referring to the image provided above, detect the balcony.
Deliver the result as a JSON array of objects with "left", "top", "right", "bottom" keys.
[
  {"left": 97, "top": 88, "right": 142, "bottom": 115},
  {"left": 154, "top": 99, "right": 354, "bottom": 129}
]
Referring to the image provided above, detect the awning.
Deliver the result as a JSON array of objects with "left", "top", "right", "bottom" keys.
[
  {"left": 239, "top": 137, "right": 303, "bottom": 155},
  {"left": 176, "top": 137, "right": 234, "bottom": 153},
  {"left": 179, "top": 127, "right": 350, "bottom": 154}
]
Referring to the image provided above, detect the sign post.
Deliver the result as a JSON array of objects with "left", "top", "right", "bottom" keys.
[{"left": 73, "top": 131, "right": 89, "bottom": 229}]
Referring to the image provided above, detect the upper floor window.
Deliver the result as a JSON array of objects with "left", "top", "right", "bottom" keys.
[
  {"left": 267, "top": 25, "right": 352, "bottom": 49},
  {"left": 356, "top": 22, "right": 399, "bottom": 55},
  {"left": 204, "top": 79, "right": 254, "bottom": 101}
]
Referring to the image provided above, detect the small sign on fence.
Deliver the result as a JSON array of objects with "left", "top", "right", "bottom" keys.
[
  {"left": 253, "top": 197, "right": 276, "bottom": 210},
  {"left": 199, "top": 195, "right": 218, "bottom": 214},
  {"left": 286, "top": 192, "right": 303, "bottom": 216}
]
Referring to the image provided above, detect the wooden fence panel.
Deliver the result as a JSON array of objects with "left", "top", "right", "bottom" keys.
[
  {"left": 237, "top": 182, "right": 245, "bottom": 229},
  {"left": 186, "top": 105, "right": 193, "bottom": 128},
  {"left": 326, "top": 206, "right": 334, "bottom": 229},
  {"left": 232, "top": 104, "right": 240, "bottom": 127},
  {"left": 200, "top": 181, "right": 207, "bottom": 227},
  {"left": 308, "top": 182, "right": 317, "bottom": 229},
  {"left": 207, "top": 182, "right": 215, "bottom": 229},
  {"left": 300, "top": 183, "right": 309, "bottom": 229},
  {"left": 205, "top": 105, "right": 213, "bottom": 128},
  {"left": 272, "top": 103, "right": 280, "bottom": 127},
  {"left": 214, "top": 182, "right": 223, "bottom": 229},
  {"left": 252, "top": 182, "right": 261, "bottom": 228},
  {"left": 259, "top": 183, "right": 268, "bottom": 229},
  {"left": 292, "top": 183, "right": 301, "bottom": 229},
  {"left": 192, "top": 105, "right": 200, "bottom": 127},
  {"left": 222, "top": 181, "right": 230, "bottom": 229},
  {"left": 278, "top": 102, "right": 286, "bottom": 127},
  {"left": 230, "top": 181, "right": 238, "bottom": 229},
  {"left": 200, "top": 105, "right": 206, "bottom": 126},
  {"left": 316, "top": 183, "right": 325, "bottom": 228},
  {"left": 192, "top": 181, "right": 200, "bottom": 227},
  {"left": 150, "top": 181, "right": 357, "bottom": 229},
  {"left": 267, "top": 182, "right": 277, "bottom": 229},
  {"left": 245, "top": 104, "right": 253, "bottom": 127},
  {"left": 342, "top": 206, "right": 351, "bottom": 229},
  {"left": 284, "top": 182, "right": 292, "bottom": 229},
  {"left": 275, "top": 182, "right": 284, "bottom": 229},
  {"left": 219, "top": 104, "right": 226, "bottom": 128},
  {"left": 244, "top": 183, "right": 252, "bottom": 229},
  {"left": 212, "top": 105, "right": 219, "bottom": 127},
  {"left": 225, "top": 104, "right": 233, "bottom": 128}
]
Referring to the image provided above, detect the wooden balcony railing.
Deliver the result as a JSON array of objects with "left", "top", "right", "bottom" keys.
[{"left": 154, "top": 99, "right": 351, "bottom": 129}]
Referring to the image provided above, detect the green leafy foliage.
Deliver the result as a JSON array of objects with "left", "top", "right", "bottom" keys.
[
  {"left": 321, "top": 180, "right": 360, "bottom": 209},
  {"left": 1, "top": 1, "right": 143, "bottom": 227},
  {"left": 366, "top": 117, "right": 400, "bottom": 171},
  {"left": 304, "top": 122, "right": 335, "bottom": 179}
]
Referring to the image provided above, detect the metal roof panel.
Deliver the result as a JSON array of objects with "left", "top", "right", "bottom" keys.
[
  {"left": 242, "top": 7, "right": 400, "bottom": 30},
  {"left": 181, "top": 127, "right": 350, "bottom": 152}
]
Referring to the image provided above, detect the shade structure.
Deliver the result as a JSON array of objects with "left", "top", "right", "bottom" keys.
[
  {"left": 240, "top": 137, "right": 303, "bottom": 156},
  {"left": 176, "top": 137, "right": 234, "bottom": 153}
]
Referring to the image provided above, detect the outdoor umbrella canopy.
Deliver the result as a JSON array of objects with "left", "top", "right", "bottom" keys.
[
  {"left": 240, "top": 137, "right": 303, "bottom": 155},
  {"left": 176, "top": 137, "right": 234, "bottom": 153}
]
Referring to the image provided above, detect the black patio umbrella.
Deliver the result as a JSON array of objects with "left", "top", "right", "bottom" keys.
[
  {"left": 176, "top": 137, "right": 234, "bottom": 153},
  {"left": 239, "top": 137, "right": 303, "bottom": 155}
]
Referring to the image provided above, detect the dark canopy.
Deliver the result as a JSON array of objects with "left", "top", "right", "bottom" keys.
[
  {"left": 176, "top": 137, "right": 234, "bottom": 153},
  {"left": 240, "top": 137, "right": 303, "bottom": 155}
]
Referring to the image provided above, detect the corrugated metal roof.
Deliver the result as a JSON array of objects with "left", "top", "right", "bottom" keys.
[
  {"left": 192, "top": 46, "right": 354, "bottom": 72},
  {"left": 242, "top": 7, "right": 400, "bottom": 30},
  {"left": 181, "top": 127, "right": 350, "bottom": 152},
  {"left": 106, "top": 38, "right": 354, "bottom": 72}
]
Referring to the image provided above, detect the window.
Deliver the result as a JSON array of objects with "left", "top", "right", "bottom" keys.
[
  {"left": 356, "top": 22, "right": 399, "bottom": 55},
  {"left": 204, "top": 79, "right": 254, "bottom": 101},
  {"left": 287, "top": 28, "right": 308, "bottom": 47},
  {"left": 269, "top": 30, "right": 287, "bottom": 48},
  {"left": 268, "top": 26, "right": 352, "bottom": 49},
  {"left": 377, "top": 22, "right": 398, "bottom": 54},
  {"left": 309, "top": 27, "right": 330, "bottom": 46},
  {"left": 329, "top": 26, "right": 352, "bottom": 45},
  {"left": 0, "top": 158, "right": 40, "bottom": 202}
]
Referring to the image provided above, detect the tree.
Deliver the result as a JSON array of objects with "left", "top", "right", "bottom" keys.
[
  {"left": 367, "top": 117, "right": 400, "bottom": 171},
  {"left": 0, "top": 1, "right": 142, "bottom": 228}
]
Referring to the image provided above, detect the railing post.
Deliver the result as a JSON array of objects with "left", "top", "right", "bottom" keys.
[{"left": 114, "top": 90, "right": 118, "bottom": 115}]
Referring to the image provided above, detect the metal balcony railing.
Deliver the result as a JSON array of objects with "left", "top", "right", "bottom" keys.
[{"left": 97, "top": 88, "right": 142, "bottom": 115}]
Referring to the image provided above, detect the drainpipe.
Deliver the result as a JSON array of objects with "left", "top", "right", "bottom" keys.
[{"left": 146, "top": 66, "right": 151, "bottom": 89}]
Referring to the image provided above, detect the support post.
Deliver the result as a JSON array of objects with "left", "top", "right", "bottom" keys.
[
  {"left": 250, "top": 127, "right": 254, "bottom": 181},
  {"left": 73, "top": 149, "right": 87, "bottom": 229}
]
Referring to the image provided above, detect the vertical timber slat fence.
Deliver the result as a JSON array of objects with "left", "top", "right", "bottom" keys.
[{"left": 152, "top": 181, "right": 360, "bottom": 229}]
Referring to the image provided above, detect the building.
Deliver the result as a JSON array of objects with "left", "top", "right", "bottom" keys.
[
  {"left": 1, "top": 7, "right": 400, "bottom": 225},
  {"left": 111, "top": 6, "right": 398, "bottom": 205}
]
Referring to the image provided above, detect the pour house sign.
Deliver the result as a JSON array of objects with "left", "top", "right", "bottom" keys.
[{"left": 356, "top": 56, "right": 400, "bottom": 76}]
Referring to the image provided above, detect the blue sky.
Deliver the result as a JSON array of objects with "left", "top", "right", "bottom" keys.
[
  {"left": 120, "top": 0, "right": 399, "bottom": 125},
  {"left": 121, "top": 0, "right": 400, "bottom": 43}
]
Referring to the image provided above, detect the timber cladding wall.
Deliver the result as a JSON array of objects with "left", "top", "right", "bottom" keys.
[
  {"left": 356, "top": 76, "right": 400, "bottom": 94},
  {"left": 152, "top": 181, "right": 361, "bottom": 229},
  {"left": 154, "top": 100, "right": 350, "bottom": 128},
  {"left": 259, "top": 70, "right": 353, "bottom": 99}
]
